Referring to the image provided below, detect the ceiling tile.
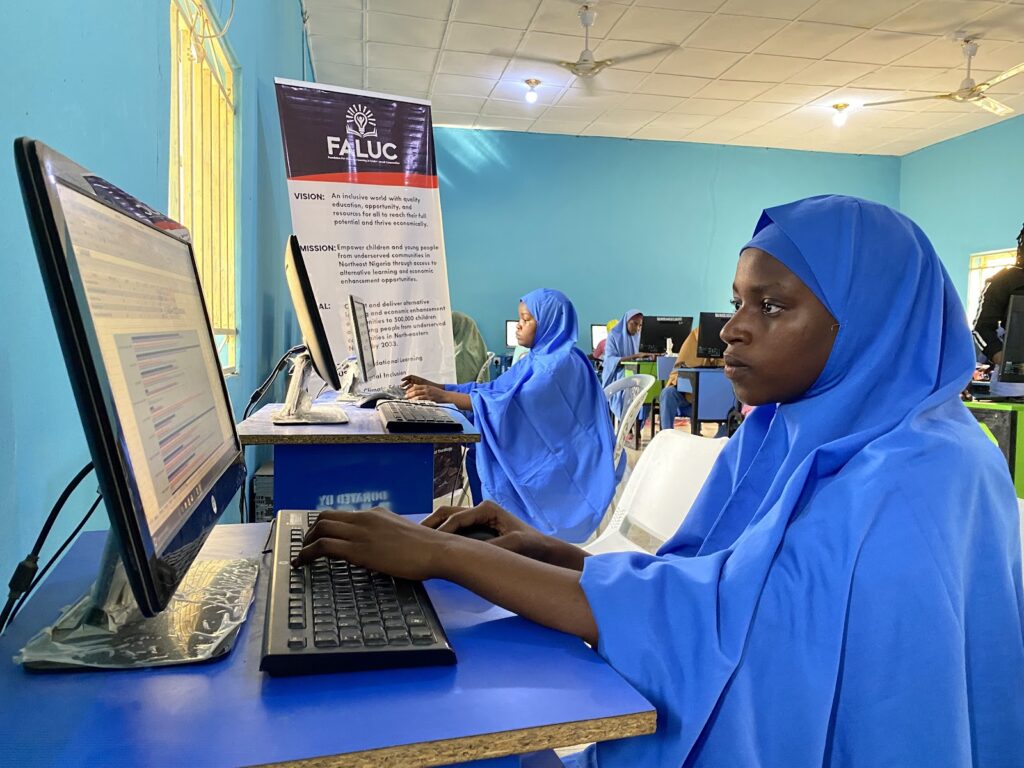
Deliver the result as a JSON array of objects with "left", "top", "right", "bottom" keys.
[
  {"left": 504, "top": 58, "right": 575, "bottom": 86},
  {"left": 432, "top": 111, "right": 479, "bottom": 127},
  {"left": 518, "top": 31, "right": 585, "bottom": 61},
  {"left": 594, "top": 109, "right": 662, "bottom": 127},
  {"left": 721, "top": 54, "right": 814, "bottom": 82},
  {"left": 438, "top": 51, "right": 510, "bottom": 79},
  {"left": 622, "top": 93, "right": 685, "bottom": 110},
  {"left": 877, "top": 1, "right": 1000, "bottom": 36},
  {"left": 582, "top": 123, "right": 632, "bottom": 137},
  {"left": 705, "top": 115, "right": 770, "bottom": 131},
  {"left": 430, "top": 94, "right": 487, "bottom": 113},
  {"left": 306, "top": 8, "right": 362, "bottom": 39},
  {"left": 788, "top": 60, "right": 876, "bottom": 86},
  {"left": 367, "top": 12, "right": 446, "bottom": 47},
  {"left": 366, "top": 68, "right": 432, "bottom": 95},
  {"left": 672, "top": 97, "right": 743, "bottom": 115},
  {"left": 635, "top": 0, "right": 724, "bottom": 11},
  {"left": 718, "top": 0, "right": 816, "bottom": 20},
  {"left": 446, "top": 23, "right": 524, "bottom": 54},
  {"left": 757, "top": 21, "right": 862, "bottom": 59},
  {"left": 305, "top": 0, "right": 362, "bottom": 11},
  {"left": 657, "top": 47, "right": 743, "bottom": 78},
  {"left": 828, "top": 31, "right": 934, "bottom": 65},
  {"left": 631, "top": 125, "right": 694, "bottom": 141},
  {"left": 893, "top": 38, "right": 974, "bottom": 68},
  {"left": 433, "top": 73, "right": 498, "bottom": 97},
  {"left": 315, "top": 62, "right": 364, "bottom": 89},
  {"left": 367, "top": 43, "right": 437, "bottom": 72},
  {"left": 475, "top": 115, "right": 538, "bottom": 130},
  {"left": 886, "top": 111, "right": 953, "bottom": 129},
  {"left": 799, "top": 0, "right": 918, "bottom": 28},
  {"left": 529, "top": 120, "right": 590, "bottom": 135},
  {"left": 587, "top": 69, "right": 649, "bottom": 92},
  {"left": 853, "top": 66, "right": 949, "bottom": 90},
  {"left": 557, "top": 89, "right": 629, "bottom": 109},
  {"left": 646, "top": 112, "right": 717, "bottom": 129},
  {"left": 453, "top": 0, "right": 542, "bottom": 30},
  {"left": 974, "top": 43, "right": 1024, "bottom": 73},
  {"left": 685, "top": 15, "right": 787, "bottom": 53},
  {"left": 638, "top": 73, "right": 710, "bottom": 96},
  {"left": 685, "top": 125, "right": 749, "bottom": 142},
  {"left": 367, "top": 0, "right": 451, "bottom": 20},
  {"left": 481, "top": 99, "right": 549, "bottom": 118},
  {"left": 727, "top": 100, "right": 798, "bottom": 119},
  {"left": 592, "top": 40, "right": 677, "bottom": 71},
  {"left": 532, "top": 0, "right": 627, "bottom": 37},
  {"left": 316, "top": 40, "right": 363, "bottom": 67},
  {"left": 972, "top": 5, "right": 1024, "bottom": 43},
  {"left": 607, "top": 7, "right": 709, "bottom": 44},
  {"left": 490, "top": 80, "right": 561, "bottom": 104},
  {"left": 695, "top": 79, "right": 773, "bottom": 99},
  {"left": 544, "top": 104, "right": 607, "bottom": 122},
  {"left": 758, "top": 82, "right": 836, "bottom": 104}
]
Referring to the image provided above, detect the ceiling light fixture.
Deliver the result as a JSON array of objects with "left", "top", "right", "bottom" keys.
[
  {"left": 524, "top": 78, "right": 541, "bottom": 104},
  {"left": 831, "top": 102, "right": 850, "bottom": 127}
]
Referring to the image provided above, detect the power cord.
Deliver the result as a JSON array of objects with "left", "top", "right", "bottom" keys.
[
  {"left": 0, "top": 462, "right": 98, "bottom": 635},
  {"left": 243, "top": 344, "right": 304, "bottom": 420}
]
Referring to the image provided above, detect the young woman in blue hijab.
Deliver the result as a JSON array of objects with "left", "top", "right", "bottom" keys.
[
  {"left": 601, "top": 309, "right": 647, "bottom": 420},
  {"left": 296, "top": 196, "right": 1024, "bottom": 766},
  {"left": 402, "top": 289, "right": 617, "bottom": 542}
]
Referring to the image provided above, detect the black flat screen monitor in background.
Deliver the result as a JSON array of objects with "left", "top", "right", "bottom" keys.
[
  {"left": 640, "top": 316, "right": 693, "bottom": 355},
  {"left": 697, "top": 312, "right": 733, "bottom": 359},
  {"left": 1000, "top": 294, "right": 1024, "bottom": 383},
  {"left": 284, "top": 235, "right": 341, "bottom": 390},
  {"left": 591, "top": 324, "right": 608, "bottom": 353},
  {"left": 15, "top": 137, "right": 244, "bottom": 617},
  {"left": 505, "top": 320, "right": 518, "bottom": 348},
  {"left": 348, "top": 294, "right": 377, "bottom": 384}
]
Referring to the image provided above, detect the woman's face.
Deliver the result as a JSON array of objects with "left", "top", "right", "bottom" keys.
[
  {"left": 627, "top": 313, "right": 643, "bottom": 335},
  {"left": 721, "top": 248, "right": 837, "bottom": 406},
  {"left": 516, "top": 301, "right": 538, "bottom": 348}
]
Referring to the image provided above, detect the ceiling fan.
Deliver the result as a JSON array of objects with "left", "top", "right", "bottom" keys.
[
  {"left": 515, "top": 2, "right": 674, "bottom": 96},
  {"left": 864, "top": 39, "right": 1024, "bottom": 117}
]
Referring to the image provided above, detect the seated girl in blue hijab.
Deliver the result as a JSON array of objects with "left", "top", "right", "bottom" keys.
[
  {"left": 601, "top": 308, "right": 648, "bottom": 421},
  {"left": 297, "top": 196, "right": 1024, "bottom": 766},
  {"left": 402, "top": 288, "right": 617, "bottom": 542}
]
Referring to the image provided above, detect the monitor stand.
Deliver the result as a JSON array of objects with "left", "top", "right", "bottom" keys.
[
  {"left": 17, "top": 531, "right": 259, "bottom": 670},
  {"left": 273, "top": 349, "right": 350, "bottom": 425}
]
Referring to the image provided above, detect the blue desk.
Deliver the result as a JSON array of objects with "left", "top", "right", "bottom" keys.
[
  {"left": 0, "top": 524, "right": 655, "bottom": 767},
  {"left": 237, "top": 403, "right": 480, "bottom": 516}
]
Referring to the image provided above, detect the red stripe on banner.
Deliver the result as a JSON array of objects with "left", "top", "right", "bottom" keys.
[{"left": 290, "top": 172, "right": 439, "bottom": 189}]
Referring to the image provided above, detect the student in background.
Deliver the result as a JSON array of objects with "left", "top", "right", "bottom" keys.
[
  {"left": 658, "top": 327, "right": 725, "bottom": 430},
  {"left": 297, "top": 196, "right": 1024, "bottom": 767},
  {"left": 451, "top": 311, "right": 489, "bottom": 384},
  {"left": 972, "top": 222, "right": 1024, "bottom": 396},
  {"left": 601, "top": 309, "right": 646, "bottom": 421},
  {"left": 402, "top": 289, "right": 616, "bottom": 542}
]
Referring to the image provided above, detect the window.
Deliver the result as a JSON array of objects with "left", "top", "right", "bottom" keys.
[
  {"left": 169, "top": 0, "right": 238, "bottom": 373},
  {"left": 967, "top": 249, "right": 1017, "bottom": 324}
]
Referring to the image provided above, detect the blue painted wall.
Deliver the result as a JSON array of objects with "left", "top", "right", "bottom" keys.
[
  {"left": 0, "top": 1, "right": 307, "bottom": 584},
  {"left": 434, "top": 129, "right": 901, "bottom": 352},
  {"left": 900, "top": 114, "right": 1024, "bottom": 297}
]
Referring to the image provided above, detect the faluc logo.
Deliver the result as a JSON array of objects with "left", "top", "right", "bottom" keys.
[{"left": 346, "top": 104, "right": 377, "bottom": 138}]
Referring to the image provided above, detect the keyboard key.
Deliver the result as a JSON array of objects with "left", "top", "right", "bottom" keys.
[
  {"left": 314, "top": 632, "right": 340, "bottom": 648},
  {"left": 288, "top": 636, "right": 306, "bottom": 649}
]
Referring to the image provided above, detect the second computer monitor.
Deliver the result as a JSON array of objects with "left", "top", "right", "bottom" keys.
[
  {"left": 284, "top": 236, "right": 341, "bottom": 390},
  {"left": 640, "top": 316, "right": 693, "bottom": 354},
  {"left": 505, "top": 320, "right": 518, "bottom": 348},
  {"left": 348, "top": 294, "right": 377, "bottom": 383},
  {"left": 697, "top": 312, "right": 733, "bottom": 358},
  {"left": 591, "top": 324, "right": 608, "bottom": 353},
  {"left": 999, "top": 293, "right": 1024, "bottom": 383}
]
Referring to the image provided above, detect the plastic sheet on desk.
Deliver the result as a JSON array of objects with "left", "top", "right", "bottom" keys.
[{"left": 16, "top": 558, "right": 259, "bottom": 670}]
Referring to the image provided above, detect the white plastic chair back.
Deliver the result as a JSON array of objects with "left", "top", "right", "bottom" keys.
[
  {"left": 587, "top": 429, "right": 727, "bottom": 555},
  {"left": 475, "top": 352, "right": 496, "bottom": 384},
  {"left": 604, "top": 374, "right": 655, "bottom": 468}
]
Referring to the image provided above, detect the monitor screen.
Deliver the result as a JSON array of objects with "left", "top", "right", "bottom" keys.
[
  {"left": 697, "top": 312, "right": 733, "bottom": 359},
  {"left": 285, "top": 235, "right": 341, "bottom": 390},
  {"left": 349, "top": 294, "right": 377, "bottom": 383},
  {"left": 590, "top": 324, "right": 608, "bottom": 352},
  {"left": 505, "top": 320, "right": 518, "bottom": 348},
  {"left": 640, "top": 316, "right": 693, "bottom": 354},
  {"left": 1001, "top": 293, "right": 1024, "bottom": 383},
  {"left": 17, "top": 138, "right": 244, "bottom": 615}
]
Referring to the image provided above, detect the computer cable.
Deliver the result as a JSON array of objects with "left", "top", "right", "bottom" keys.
[
  {"left": 0, "top": 461, "right": 96, "bottom": 634},
  {"left": 261, "top": 514, "right": 278, "bottom": 555},
  {"left": 243, "top": 344, "right": 305, "bottom": 420}
]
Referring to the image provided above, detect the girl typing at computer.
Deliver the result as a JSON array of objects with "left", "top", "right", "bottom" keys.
[
  {"left": 296, "top": 196, "right": 1024, "bottom": 767},
  {"left": 402, "top": 288, "right": 618, "bottom": 543},
  {"left": 601, "top": 308, "right": 647, "bottom": 422}
]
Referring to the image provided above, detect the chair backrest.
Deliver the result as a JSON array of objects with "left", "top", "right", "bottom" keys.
[
  {"left": 604, "top": 374, "right": 655, "bottom": 467},
  {"left": 617, "top": 429, "right": 727, "bottom": 542},
  {"left": 475, "top": 352, "right": 495, "bottom": 383},
  {"left": 695, "top": 369, "right": 736, "bottom": 421}
]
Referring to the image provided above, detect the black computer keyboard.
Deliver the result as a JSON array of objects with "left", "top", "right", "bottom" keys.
[
  {"left": 377, "top": 400, "right": 463, "bottom": 433},
  {"left": 260, "top": 511, "right": 456, "bottom": 676}
]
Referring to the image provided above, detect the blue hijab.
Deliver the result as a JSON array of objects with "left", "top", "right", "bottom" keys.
[
  {"left": 453, "top": 289, "right": 617, "bottom": 542},
  {"left": 602, "top": 308, "right": 642, "bottom": 419},
  {"left": 572, "top": 196, "right": 1024, "bottom": 766}
]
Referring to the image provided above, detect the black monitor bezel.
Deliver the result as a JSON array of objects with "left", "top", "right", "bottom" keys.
[
  {"left": 348, "top": 294, "right": 376, "bottom": 383},
  {"left": 284, "top": 235, "right": 342, "bottom": 390},
  {"left": 14, "top": 138, "right": 245, "bottom": 617},
  {"left": 639, "top": 315, "right": 694, "bottom": 354},
  {"left": 1001, "top": 293, "right": 1024, "bottom": 383},
  {"left": 697, "top": 312, "right": 733, "bottom": 359}
]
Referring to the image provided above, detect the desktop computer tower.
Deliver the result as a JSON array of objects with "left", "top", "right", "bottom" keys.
[
  {"left": 250, "top": 462, "right": 275, "bottom": 523},
  {"left": 966, "top": 401, "right": 1024, "bottom": 498}
]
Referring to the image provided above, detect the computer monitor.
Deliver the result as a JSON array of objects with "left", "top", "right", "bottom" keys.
[
  {"left": 505, "top": 320, "right": 518, "bottom": 348},
  {"left": 274, "top": 236, "right": 348, "bottom": 424},
  {"left": 347, "top": 293, "right": 377, "bottom": 385},
  {"left": 697, "top": 312, "right": 733, "bottom": 359},
  {"left": 999, "top": 293, "right": 1024, "bottom": 383},
  {"left": 591, "top": 324, "right": 608, "bottom": 353},
  {"left": 639, "top": 316, "right": 693, "bottom": 355},
  {"left": 15, "top": 138, "right": 246, "bottom": 642}
]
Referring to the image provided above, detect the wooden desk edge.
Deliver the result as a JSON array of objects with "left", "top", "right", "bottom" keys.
[{"left": 252, "top": 710, "right": 656, "bottom": 768}]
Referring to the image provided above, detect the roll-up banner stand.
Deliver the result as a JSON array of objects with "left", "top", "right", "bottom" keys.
[{"left": 274, "top": 78, "right": 456, "bottom": 386}]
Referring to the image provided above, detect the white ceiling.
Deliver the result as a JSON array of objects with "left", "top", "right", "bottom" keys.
[{"left": 303, "top": 0, "right": 1024, "bottom": 156}]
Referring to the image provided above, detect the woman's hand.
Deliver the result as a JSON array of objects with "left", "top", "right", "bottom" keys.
[
  {"left": 405, "top": 383, "right": 448, "bottom": 403},
  {"left": 292, "top": 508, "right": 448, "bottom": 581},
  {"left": 402, "top": 374, "right": 441, "bottom": 389}
]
